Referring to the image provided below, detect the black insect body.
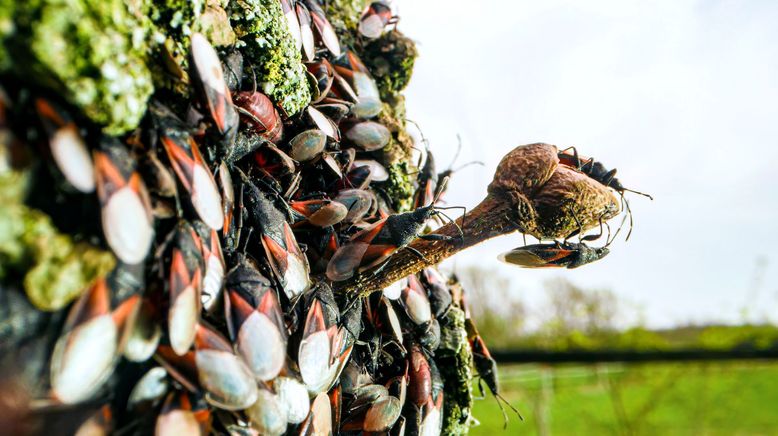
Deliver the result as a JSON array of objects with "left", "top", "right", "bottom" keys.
[
  {"left": 466, "top": 318, "right": 523, "bottom": 428},
  {"left": 240, "top": 173, "right": 311, "bottom": 302}
]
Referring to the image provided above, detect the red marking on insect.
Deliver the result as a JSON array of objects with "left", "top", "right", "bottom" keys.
[
  {"left": 167, "top": 221, "right": 204, "bottom": 356},
  {"left": 190, "top": 33, "right": 239, "bottom": 138},
  {"left": 155, "top": 106, "right": 224, "bottom": 231},
  {"left": 326, "top": 180, "right": 463, "bottom": 282},
  {"left": 358, "top": 1, "right": 398, "bottom": 39},
  {"left": 157, "top": 323, "right": 259, "bottom": 411},
  {"left": 50, "top": 274, "right": 141, "bottom": 404},
  {"left": 224, "top": 256, "right": 287, "bottom": 381},
  {"left": 499, "top": 241, "right": 610, "bottom": 269},
  {"left": 93, "top": 137, "right": 154, "bottom": 264},
  {"left": 239, "top": 170, "right": 311, "bottom": 300},
  {"left": 304, "top": 0, "right": 341, "bottom": 56},
  {"left": 290, "top": 198, "right": 348, "bottom": 227}
]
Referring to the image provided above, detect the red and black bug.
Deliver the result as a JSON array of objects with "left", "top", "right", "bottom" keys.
[
  {"left": 465, "top": 317, "right": 523, "bottom": 427},
  {"left": 49, "top": 266, "right": 142, "bottom": 404},
  {"left": 358, "top": 1, "right": 398, "bottom": 39},
  {"left": 298, "top": 285, "right": 353, "bottom": 394},
  {"left": 411, "top": 135, "right": 483, "bottom": 209},
  {"left": 304, "top": 0, "right": 341, "bottom": 57},
  {"left": 233, "top": 89, "right": 284, "bottom": 144},
  {"left": 189, "top": 33, "right": 239, "bottom": 142},
  {"left": 166, "top": 221, "right": 205, "bottom": 356},
  {"left": 498, "top": 240, "right": 610, "bottom": 269},
  {"left": 35, "top": 98, "right": 95, "bottom": 193},
  {"left": 238, "top": 170, "right": 311, "bottom": 301},
  {"left": 558, "top": 147, "right": 652, "bottom": 200},
  {"left": 224, "top": 255, "right": 287, "bottom": 381},
  {"left": 558, "top": 146, "right": 652, "bottom": 240},
  {"left": 232, "top": 64, "right": 284, "bottom": 148},
  {"left": 326, "top": 179, "right": 463, "bottom": 282},
  {"left": 333, "top": 51, "right": 382, "bottom": 119},
  {"left": 192, "top": 221, "right": 226, "bottom": 313},
  {"left": 93, "top": 136, "right": 155, "bottom": 265},
  {"left": 412, "top": 147, "right": 437, "bottom": 210},
  {"left": 290, "top": 197, "right": 349, "bottom": 227},
  {"left": 156, "top": 323, "right": 259, "bottom": 411},
  {"left": 153, "top": 104, "right": 225, "bottom": 231}
]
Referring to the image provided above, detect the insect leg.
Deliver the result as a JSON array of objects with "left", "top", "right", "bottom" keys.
[{"left": 405, "top": 246, "right": 430, "bottom": 264}]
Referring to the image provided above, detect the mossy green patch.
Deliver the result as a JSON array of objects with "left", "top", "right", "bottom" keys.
[
  {"left": 0, "top": 0, "right": 14, "bottom": 71},
  {"left": 228, "top": 0, "right": 310, "bottom": 115},
  {"left": 0, "top": 171, "right": 115, "bottom": 311},
  {"left": 1, "top": 0, "right": 154, "bottom": 134},
  {"left": 383, "top": 161, "right": 414, "bottom": 212},
  {"left": 437, "top": 306, "right": 474, "bottom": 435}
]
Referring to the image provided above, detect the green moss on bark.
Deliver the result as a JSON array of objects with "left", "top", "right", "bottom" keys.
[
  {"left": 0, "top": 0, "right": 154, "bottom": 134},
  {"left": 144, "top": 0, "right": 235, "bottom": 95},
  {"left": 0, "top": 171, "right": 115, "bottom": 311},
  {"left": 437, "top": 306, "right": 474, "bottom": 435},
  {"left": 228, "top": 0, "right": 310, "bottom": 115}
]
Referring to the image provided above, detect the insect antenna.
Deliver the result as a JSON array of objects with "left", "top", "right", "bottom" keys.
[
  {"left": 431, "top": 175, "right": 450, "bottom": 205},
  {"left": 447, "top": 134, "right": 464, "bottom": 170},
  {"left": 451, "top": 160, "right": 485, "bottom": 173},
  {"left": 438, "top": 135, "right": 484, "bottom": 179}
]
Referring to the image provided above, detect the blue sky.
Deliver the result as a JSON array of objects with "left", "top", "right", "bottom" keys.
[{"left": 397, "top": 0, "right": 778, "bottom": 328}]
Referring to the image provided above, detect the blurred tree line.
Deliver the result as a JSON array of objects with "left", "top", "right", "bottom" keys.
[{"left": 457, "top": 266, "right": 778, "bottom": 352}]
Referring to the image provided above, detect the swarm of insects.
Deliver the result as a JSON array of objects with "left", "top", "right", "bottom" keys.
[{"left": 0, "top": 1, "right": 519, "bottom": 434}]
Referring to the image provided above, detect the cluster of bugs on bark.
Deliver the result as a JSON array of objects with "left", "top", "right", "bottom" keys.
[
  {"left": 0, "top": 1, "right": 520, "bottom": 434},
  {"left": 0, "top": 0, "right": 655, "bottom": 433}
]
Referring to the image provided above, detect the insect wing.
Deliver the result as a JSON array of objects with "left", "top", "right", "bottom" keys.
[
  {"left": 94, "top": 142, "right": 154, "bottom": 265},
  {"left": 296, "top": 3, "right": 316, "bottom": 62},
  {"left": 161, "top": 134, "right": 224, "bottom": 231},
  {"left": 305, "top": 0, "right": 341, "bottom": 56},
  {"left": 280, "top": 0, "right": 303, "bottom": 51},
  {"left": 190, "top": 33, "right": 238, "bottom": 136},
  {"left": 498, "top": 245, "right": 573, "bottom": 268}
]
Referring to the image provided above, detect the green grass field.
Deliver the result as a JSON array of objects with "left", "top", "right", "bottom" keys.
[{"left": 469, "top": 361, "right": 778, "bottom": 435}]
